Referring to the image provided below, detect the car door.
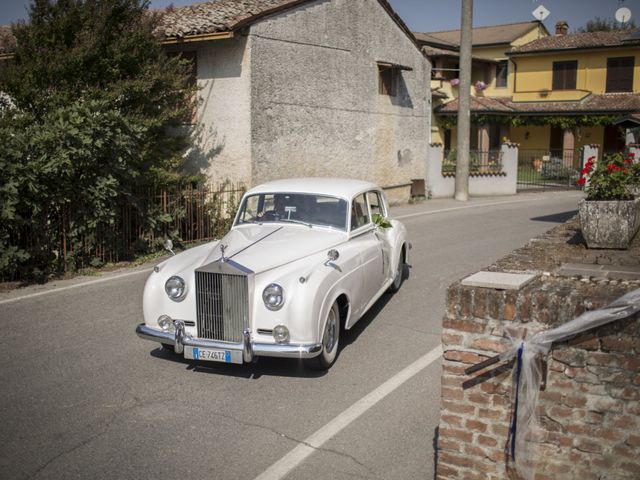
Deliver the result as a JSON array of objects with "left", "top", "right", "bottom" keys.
[
  {"left": 368, "top": 190, "right": 394, "bottom": 284},
  {"left": 348, "top": 193, "right": 384, "bottom": 319}
]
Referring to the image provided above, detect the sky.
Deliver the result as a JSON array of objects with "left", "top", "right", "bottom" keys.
[{"left": 1, "top": 0, "right": 639, "bottom": 33}]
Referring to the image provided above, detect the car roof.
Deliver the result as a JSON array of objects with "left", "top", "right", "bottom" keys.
[{"left": 245, "top": 178, "right": 381, "bottom": 200}]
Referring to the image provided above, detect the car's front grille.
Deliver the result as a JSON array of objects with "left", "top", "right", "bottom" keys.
[{"left": 195, "top": 271, "right": 248, "bottom": 342}]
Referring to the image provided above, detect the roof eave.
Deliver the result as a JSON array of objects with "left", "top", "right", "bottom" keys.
[
  {"left": 161, "top": 31, "right": 234, "bottom": 45},
  {"left": 507, "top": 41, "right": 640, "bottom": 57}
]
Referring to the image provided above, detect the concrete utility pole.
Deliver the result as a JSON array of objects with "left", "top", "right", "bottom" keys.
[{"left": 454, "top": 0, "right": 473, "bottom": 201}]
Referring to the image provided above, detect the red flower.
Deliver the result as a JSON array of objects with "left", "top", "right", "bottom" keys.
[
  {"left": 629, "top": 153, "right": 636, "bottom": 159},
  {"left": 625, "top": 158, "right": 633, "bottom": 165},
  {"left": 576, "top": 177, "right": 586, "bottom": 186},
  {"left": 581, "top": 166, "right": 592, "bottom": 175},
  {"left": 607, "top": 164, "right": 620, "bottom": 173}
]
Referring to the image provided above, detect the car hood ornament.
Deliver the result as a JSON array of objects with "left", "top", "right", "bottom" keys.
[{"left": 220, "top": 244, "right": 227, "bottom": 262}]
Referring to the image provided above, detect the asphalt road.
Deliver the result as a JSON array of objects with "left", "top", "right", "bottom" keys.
[{"left": 0, "top": 190, "right": 583, "bottom": 480}]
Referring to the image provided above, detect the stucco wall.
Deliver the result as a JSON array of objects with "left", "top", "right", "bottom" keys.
[
  {"left": 182, "top": 36, "right": 253, "bottom": 185},
  {"left": 248, "top": 0, "right": 431, "bottom": 198},
  {"left": 512, "top": 46, "right": 640, "bottom": 97}
]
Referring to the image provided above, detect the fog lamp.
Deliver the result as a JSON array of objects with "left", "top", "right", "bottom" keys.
[
  {"left": 273, "top": 325, "right": 290, "bottom": 343},
  {"left": 158, "top": 315, "right": 174, "bottom": 332}
]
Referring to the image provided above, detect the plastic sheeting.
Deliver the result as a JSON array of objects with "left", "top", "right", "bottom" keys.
[{"left": 498, "top": 288, "right": 640, "bottom": 480}]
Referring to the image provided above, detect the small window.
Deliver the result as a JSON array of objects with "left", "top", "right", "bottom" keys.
[
  {"left": 367, "top": 191, "right": 385, "bottom": 218},
  {"left": 378, "top": 65, "right": 398, "bottom": 96},
  {"left": 606, "top": 56, "right": 634, "bottom": 93},
  {"left": 350, "top": 194, "right": 370, "bottom": 230},
  {"left": 495, "top": 60, "right": 508, "bottom": 88},
  {"left": 552, "top": 60, "right": 577, "bottom": 90}
]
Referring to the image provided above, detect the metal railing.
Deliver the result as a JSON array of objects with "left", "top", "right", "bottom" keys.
[
  {"left": 517, "top": 149, "right": 582, "bottom": 190},
  {"left": 64, "top": 182, "right": 245, "bottom": 269},
  {"left": 442, "top": 149, "right": 504, "bottom": 175}
]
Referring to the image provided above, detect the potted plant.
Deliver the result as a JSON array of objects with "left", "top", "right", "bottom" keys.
[
  {"left": 474, "top": 80, "right": 487, "bottom": 92},
  {"left": 577, "top": 152, "right": 640, "bottom": 249}
]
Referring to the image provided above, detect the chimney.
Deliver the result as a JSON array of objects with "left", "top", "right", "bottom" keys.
[{"left": 555, "top": 21, "right": 569, "bottom": 36}]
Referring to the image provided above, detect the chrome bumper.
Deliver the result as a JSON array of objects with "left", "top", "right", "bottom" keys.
[{"left": 136, "top": 322, "right": 322, "bottom": 361}]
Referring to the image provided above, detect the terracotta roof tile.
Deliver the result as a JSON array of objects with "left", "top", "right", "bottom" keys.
[
  {"left": 509, "top": 29, "right": 640, "bottom": 54},
  {"left": 417, "top": 21, "right": 543, "bottom": 48},
  {"left": 431, "top": 88, "right": 448, "bottom": 99},
  {"left": 2, "top": 0, "right": 424, "bottom": 57},
  {"left": 436, "top": 93, "right": 640, "bottom": 115},
  {"left": 156, "top": 0, "right": 311, "bottom": 38}
]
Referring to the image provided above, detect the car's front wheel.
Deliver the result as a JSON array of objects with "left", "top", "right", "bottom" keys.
[{"left": 306, "top": 302, "right": 340, "bottom": 370}]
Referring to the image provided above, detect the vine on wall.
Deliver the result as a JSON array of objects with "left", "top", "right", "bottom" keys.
[{"left": 437, "top": 114, "right": 624, "bottom": 131}]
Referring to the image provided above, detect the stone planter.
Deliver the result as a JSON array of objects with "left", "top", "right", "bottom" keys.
[{"left": 578, "top": 198, "right": 640, "bottom": 249}]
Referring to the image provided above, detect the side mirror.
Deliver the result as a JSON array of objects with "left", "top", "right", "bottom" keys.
[
  {"left": 324, "top": 249, "right": 341, "bottom": 272},
  {"left": 164, "top": 239, "right": 176, "bottom": 256}
]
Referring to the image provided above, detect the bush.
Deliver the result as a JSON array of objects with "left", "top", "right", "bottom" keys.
[
  {"left": 0, "top": 0, "right": 197, "bottom": 281},
  {"left": 540, "top": 157, "right": 580, "bottom": 182}
]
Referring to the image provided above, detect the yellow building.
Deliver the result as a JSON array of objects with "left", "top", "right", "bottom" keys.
[{"left": 419, "top": 21, "right": 640, "bottom": 174}]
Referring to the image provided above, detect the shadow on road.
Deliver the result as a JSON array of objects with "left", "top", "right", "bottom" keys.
[{"left": 530, "top": 210, "right": 577, "bottom": 223}]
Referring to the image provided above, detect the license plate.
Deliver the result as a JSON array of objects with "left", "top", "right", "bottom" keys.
[{"left": 184, "top": 346, "right": 243, "bottom": 364}]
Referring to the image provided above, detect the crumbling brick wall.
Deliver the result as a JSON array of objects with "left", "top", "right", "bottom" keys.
[{"left": 437, "top": 273, "right": 640, "bottom": 480}]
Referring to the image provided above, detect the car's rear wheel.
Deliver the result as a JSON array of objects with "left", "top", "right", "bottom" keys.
[
  {"left": 387, "top": 249, "right": 405, "bottom": 293},
  {"left": 305, "top": 302, "right": 340, "bottom": 370}
]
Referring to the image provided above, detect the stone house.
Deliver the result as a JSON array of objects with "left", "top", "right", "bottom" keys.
[{"left": 157, "top": 0, "right": 432, "bottom": 202}]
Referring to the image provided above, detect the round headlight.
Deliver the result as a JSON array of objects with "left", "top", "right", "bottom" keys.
[
  {"left": 273, "top": 325, "right": 290, "bottom": 343},
  {"left": 262, "top": 283, "right": 284, "bottom": 310},
  {"left": 165, "top": 276, "right": 186, "bottom": 301}
]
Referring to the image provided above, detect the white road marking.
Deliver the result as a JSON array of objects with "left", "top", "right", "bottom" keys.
[
  {"left": 253, "top": 345, "right": 443, "bottom": 480},
  {"left": 396, "top": 198, "right": 530, "bottom": 220},
  {"left": 0, "top": 268, "right": 153, "bottom": 306}
]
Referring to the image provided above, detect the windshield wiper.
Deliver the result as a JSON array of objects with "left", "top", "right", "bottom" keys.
[{"left": 279, "top": 218, "right": 313, "bottom": 228}]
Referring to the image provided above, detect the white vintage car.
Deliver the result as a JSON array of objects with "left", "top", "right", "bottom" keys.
[{"left": 136, "top": 178, "right": 409, "bottom": 369}]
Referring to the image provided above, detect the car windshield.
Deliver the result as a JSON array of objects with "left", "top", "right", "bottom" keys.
[{"left": 236, "top": 193, "right": 348, "bottom": 230}]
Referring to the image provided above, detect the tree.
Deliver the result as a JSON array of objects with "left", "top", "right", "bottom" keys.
[
  {"left": 0, "top": 0, "right": 197, "bottom": 280},
  {"left": 577, "top": 16, "right": 637, "bottom": 32}
]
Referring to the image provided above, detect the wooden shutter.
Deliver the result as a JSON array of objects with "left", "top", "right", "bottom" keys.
[
  {"left": 552, "top": 60, "right": 577, "bottom": 90},
  {"left": 606, "top": 57, "right": 634, "bottom": 92}
]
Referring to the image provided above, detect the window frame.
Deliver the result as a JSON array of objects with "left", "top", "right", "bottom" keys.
[
  {"left": 495, "top": 60, "right": 508, "bottom": 88},
  {"left": 366, "top": 190, "right": 386, "bottom": 220},
  {"left": 378, "top": 65, "right": 398, "bottom": 97},
  {"left": 350, "top": 193, "right": 372, "bottom": 232}
]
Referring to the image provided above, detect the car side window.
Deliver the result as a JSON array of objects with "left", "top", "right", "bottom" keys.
[
  {"left": 367, "top": 191, "right": 385, "bottom": 218},
  {"left": 350, "top": 194, "right": 370, "bottom": 230}
]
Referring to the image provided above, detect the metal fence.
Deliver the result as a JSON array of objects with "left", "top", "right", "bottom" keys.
[
  {"left": 63, "top": 182, "right": 246, "bottom": 269},
  {"left": 517, "top": 149, "right": 582, "bottom": 190},
  {"left": 442, "top": 149, "right": 504, "bottom": 174}
]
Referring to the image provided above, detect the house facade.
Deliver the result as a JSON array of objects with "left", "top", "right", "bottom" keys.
[
  {"left": 416, "top": 20, "right": 549, "bottom": 150},
  {"left": 159, "top": 0, "right": 432, "bottom": 201},
  {"left": 419, "top": 21, "right": 640, "bottom": 166}
]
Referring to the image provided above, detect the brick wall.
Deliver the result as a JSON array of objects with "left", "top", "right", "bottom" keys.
[{"left": 437, "top": 243, "right": 640, "bottom": 479}]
